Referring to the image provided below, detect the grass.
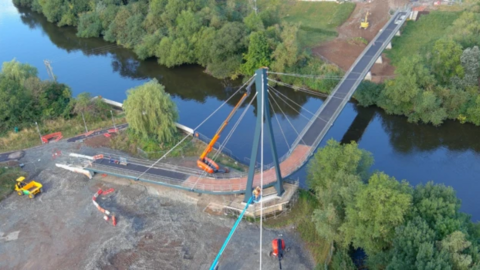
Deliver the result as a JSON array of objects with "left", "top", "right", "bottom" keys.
[
  {"left": 0, "top": 115, "right": 126, "bottom": 153},
  {"left": 280, "top": 2, "right": 355, "bottom": 47},
  {"left": 385, "top": 11, "right": 461, "bottom": 65},
  {"left": 264, "top": 189, "right": 332, "bottom": 267},
  {"left": 0, "top": 167, "right": 27, "bottom": 201}
]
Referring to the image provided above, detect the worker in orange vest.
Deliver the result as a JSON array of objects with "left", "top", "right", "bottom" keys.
[{"left": 253, "top": 186, "right": 262, "bottom": 202}]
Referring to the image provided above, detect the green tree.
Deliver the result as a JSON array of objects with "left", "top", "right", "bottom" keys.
[
  {"left": 340, "top": 172, "right": 413, "bottom": 255},
  {"left": 449, "top": 12, "right": 480, "bottom": 47},
  {"left": 430, "top": 39, "right": 464, "bottom": 85},
  {"left": 378, "top": 55, "right": 435, "bottom": 118},
  {"left": 240, "top": 31, "right": 271, "bottom": 76},
  {"left": 308, "top": 140, "right": 372, "bottom": 243},
  {"left": 2, "top": 59, "right": 38, "bottom": 84},
  {"left": 330, "top": 249, "right": 355, "bottom": 270},
  {"left": 441, "top": 231, "right": 473, "bottom": 270},
  {"left": 77, "top": 11, "right": 103, "bottom": 38},
  {"left": 385, "top": 217, "right": 440, "bottom": 270},
  {"left": 243, "top": 12, "right": 264, "bottom": 32},
  {"left": 271, "top": 23, "right": 300, "bottom": 72},
  {"left": 452, "top": 46, "right": 480, "bottom": 89},
  {"left": 123, "top": 79, "right": 178, "bottom": 142}
]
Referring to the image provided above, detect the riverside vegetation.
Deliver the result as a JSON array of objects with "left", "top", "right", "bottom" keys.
[
  {"left": 0, "top": 59, "right": 124, "bottom": 151},
  {"left": 12, "top": 0, "right": 346, "bottom": 94},
  {"left": 355, "top": 6, "right": 480, "bottom": 127},
  {"left": 309, "top": 140, "right": 480, "bottom": 269}
]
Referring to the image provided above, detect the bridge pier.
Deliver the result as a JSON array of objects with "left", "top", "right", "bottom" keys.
[
  {"left": 396, "top": 30, "right": 401, "bottom": 36},
  {"left": 376, "top": 55, "right": 383, "bottom": 64},
  {"left": 386, "top": 42, "right": 392, "bottom": 49},
  {"left": 364, "top": 71, "right": 372, "bottom": 81}
]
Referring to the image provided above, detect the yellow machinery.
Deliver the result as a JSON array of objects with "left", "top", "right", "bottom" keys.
[
  {"left": 15, "top": 176, "right": 42, "bottom": 199},
  {"left": 360, "top": 12, "right": 370, "bottom": 29}
]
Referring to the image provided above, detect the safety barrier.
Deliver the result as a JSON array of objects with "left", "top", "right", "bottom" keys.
[{"left": 92, "top": 188, "right": 117, "bottom": 226}]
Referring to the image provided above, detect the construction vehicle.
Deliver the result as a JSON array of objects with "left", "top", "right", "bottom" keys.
[
  {"left": 360, "top": 12, "right": 370, "bottom": 29},
  {"left": 15, "top": 177, "right": 42, "bottom": 199},
  {"left": 197, "top": 79, "right": 255, "bottom": 174},
  {"left": 269, "top": 238, "right": 290, "bottom": 269}
]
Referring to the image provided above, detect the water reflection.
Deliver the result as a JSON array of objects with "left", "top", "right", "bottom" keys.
[{"left": 16, "top": 6, "right": 312, "bottom": 118}]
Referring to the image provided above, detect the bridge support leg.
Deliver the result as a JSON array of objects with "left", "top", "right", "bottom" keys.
[
  {"left": 386, "top": 42, "right": 392, "bottom": 49},
  {"left": 376, "top": 55, "right": 383, "bottom": 64},
  {"left": 244, "top": 68, "right": 284, "bottom": 203},
  {"left": 364, "top": 71, "right": 372, "bottom": 81},
  {"left": 396, "top": 30, "right": 401, "bottom": 36}
]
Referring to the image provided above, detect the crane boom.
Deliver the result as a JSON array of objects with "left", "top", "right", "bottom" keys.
[{"left": 197, "top": 79, "right": 255, "bottom": 173}]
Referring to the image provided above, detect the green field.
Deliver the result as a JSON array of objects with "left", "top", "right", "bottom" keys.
[
  {"left": 0, "top": 167, "right": 26, "bottom": 201},
  {"left": 386, "top": 11, "right": 461, "bottom": 65},
  {"left": 280, "top": 2, "right": 355, "bottom": 47}
]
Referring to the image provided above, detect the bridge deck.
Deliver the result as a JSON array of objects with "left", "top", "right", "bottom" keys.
[{"left": 85, "top": 10, "right": 409, "bottom": 194}]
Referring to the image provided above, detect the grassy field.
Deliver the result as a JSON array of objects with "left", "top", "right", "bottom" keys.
[
  {"left": 280, "top": 2, "right": 355, "bottom": 47},
  {"left": 265, "top": 190, "right": 332, "bottom": 267},
  {"left": 0, "top": 167, "right": 26, "bottom": 201},
  {"left": 386, "top": 11, "right": 461, "bottom": 65}
]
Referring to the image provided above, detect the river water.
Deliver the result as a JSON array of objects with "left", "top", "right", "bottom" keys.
[{"left": 1, "top": 2, "right": 479, "bottom": 221}]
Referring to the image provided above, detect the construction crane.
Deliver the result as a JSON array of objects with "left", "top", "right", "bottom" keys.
[
  {"left": 360, "top": 12, "right": 370, "bottom": 29},
  {"left": 197, "top": 79, "right": 255, "bottom": 174}
]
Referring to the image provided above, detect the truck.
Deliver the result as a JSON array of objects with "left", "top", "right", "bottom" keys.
[{"left": 15, "top": 177, "right": 42, "bottom": 199}]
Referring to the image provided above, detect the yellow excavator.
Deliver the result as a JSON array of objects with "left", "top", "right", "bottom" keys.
[
  {"left": 360, "top": 12, "right": 370, "bottom": 29},
  {"left": 197, "top": 79, "right": 255, "bottom": 174}
]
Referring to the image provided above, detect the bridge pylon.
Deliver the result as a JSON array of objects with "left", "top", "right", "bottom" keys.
[{"left": 244, "top": 68, "right": 284, "bottom": 203}]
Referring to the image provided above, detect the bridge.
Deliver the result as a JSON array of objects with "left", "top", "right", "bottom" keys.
[{"left": 83, "top": 10, "right": 409, "bottom": 196}]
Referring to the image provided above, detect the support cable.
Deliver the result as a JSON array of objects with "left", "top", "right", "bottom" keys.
[
  {"left": 268, "top": 78, "right": 347, "bottom": 100},
  {"left": 268, "top": 87, "right": 314, "bottom": 122},
  {"left": 260, "top": 72, "right": 265, "bottom": 270},
  {"left": 268, "top": 91, "right": 307, "bottom": 146},
  {"left": 270, "top": 86, "right": 332, "bottom": 124},
  {"left": 269, "top": 102, "right": 290, "bottom": 150},
  {"left": 135, "top": 76, "right": 255, "bottom": 181}
]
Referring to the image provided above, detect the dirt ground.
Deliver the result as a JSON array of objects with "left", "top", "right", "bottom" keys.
[
  {"left": 313, "top": 0, "right": 410, "bottom": 81},
  {"left": 0, "top": 141, "right": 315, "bottom": 270}
]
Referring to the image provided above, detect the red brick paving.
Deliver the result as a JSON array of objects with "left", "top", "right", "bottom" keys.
[{"left": 182, "top": 144, "right": 312, "bottom": 192}]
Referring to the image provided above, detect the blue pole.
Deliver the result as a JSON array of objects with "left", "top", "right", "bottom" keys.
[{"left": 210, "top": 197, "right": 253, "bottom": 270}]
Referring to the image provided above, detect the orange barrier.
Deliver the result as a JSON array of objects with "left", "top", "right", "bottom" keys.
[
  {"left": 41, "top": 132, "right": 63, "bottom": 143},
  {"left": 92, "top": 188, "right": 117, "bottom": 226},
  {"left": 93, "top": 154, "right": 104, "bottom": 160}
]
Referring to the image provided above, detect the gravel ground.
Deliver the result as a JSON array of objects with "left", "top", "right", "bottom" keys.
[{"left": 0, "top": 141, "right": 315, "bottom": 270}]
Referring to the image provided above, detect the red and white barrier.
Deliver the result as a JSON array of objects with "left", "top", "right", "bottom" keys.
[{"left": 92, "top": 188, "right": 117, "bottom": 226}]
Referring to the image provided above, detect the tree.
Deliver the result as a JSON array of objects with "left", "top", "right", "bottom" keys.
[
  {"left": 240, "top": 31, "right": 271, "bottom": 76},
  {"left": 449, "top": 12, "right": 480, "bottom": 47},
  {"left": 385, "top": 217, "right": 440, "bottom": 270},
  {"left": 243, "top": 12, "right": 264, "bottom": 32},
  {"left": 77, "top": 11, "right": 103, "bottom": 38},
  {"left": 340, "top": 172, "right": 413, "bottom": 255},
  {"left": 123, "top": 79, "right": 178, "bottom": 142},
  {"left": 330, "top": 249, "right": 355, "bottom": 270},
  {"left": 440, "top": 231, "right": 473, "bottom": 270},
  {"left": 309, "top": 140, "right": 372, "bottom": 243},
  {"left": 378, "top": 55, "right": 435, "bottom": 117},
  {"left": 430, "top": 39, "right": 464, "bottom": 85},
  {"left": 271, "top": 23, "right": 300, "bottom": 73},
  {"left": 451, "top": 46, "right": 480, "bottom": 89},
  {"left": 2, "top": 59, "right": 38, "bottom": 84}
]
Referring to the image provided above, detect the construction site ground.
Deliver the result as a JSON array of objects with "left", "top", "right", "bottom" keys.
[
  {"left": 0, "top": 141, "right": 315, "bottom": 270},
  {"left": 313, "top": 0, "right": 409, "bottom": 82}
]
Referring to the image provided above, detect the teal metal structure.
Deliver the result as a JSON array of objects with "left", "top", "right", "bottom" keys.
[{"left": 244, "top": 68, "right": 284, "bottom": 202}]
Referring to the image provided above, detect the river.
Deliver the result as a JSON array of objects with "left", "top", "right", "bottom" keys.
[{"left": 1, "top": 2, "right": 479, "bottom": 221}]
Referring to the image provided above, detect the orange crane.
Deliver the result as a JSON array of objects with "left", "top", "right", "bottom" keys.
[{"left": 197, "top": 80, "right": 254, "bottom": 174}]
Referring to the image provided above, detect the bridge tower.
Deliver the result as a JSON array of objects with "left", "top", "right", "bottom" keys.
[{"left": 244, "top": 68, "right": 284, "bottom": 202}]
